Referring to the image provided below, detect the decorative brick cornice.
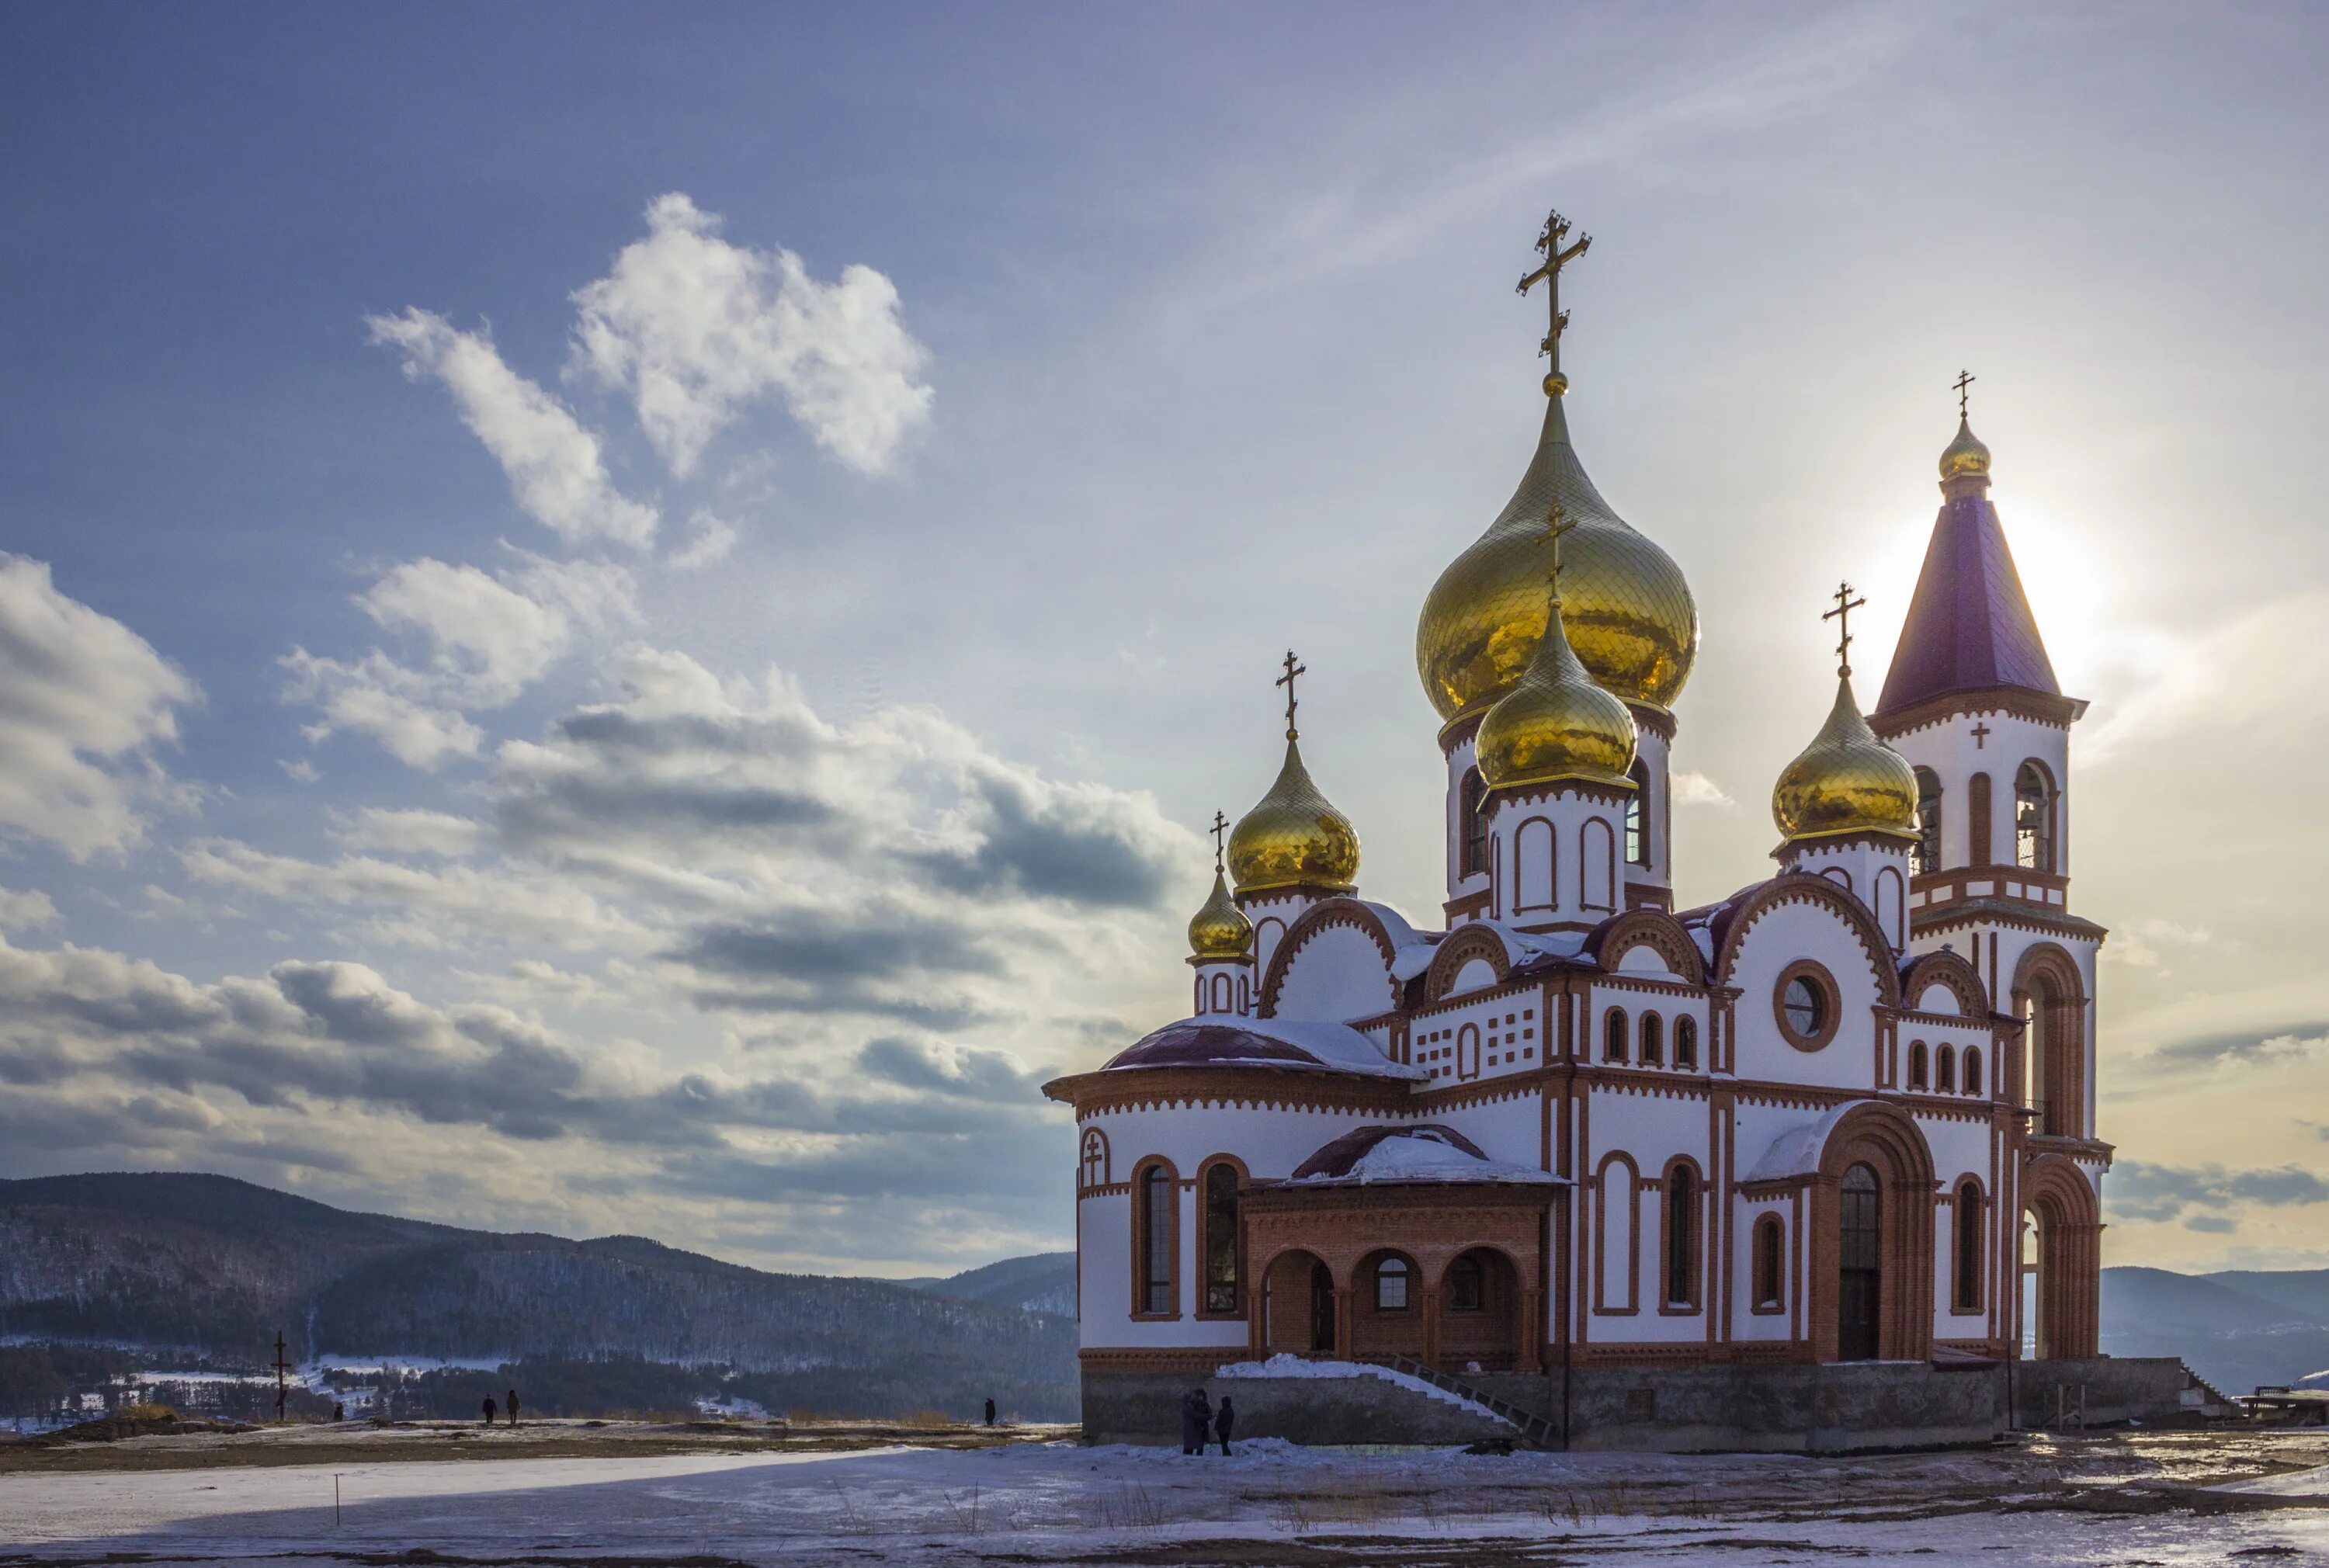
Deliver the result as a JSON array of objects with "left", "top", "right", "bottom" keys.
[
  {"left": 1257, "top": 897, "right": 1404, "bottom": 1018},
  {"left": 1869, "top": 685, "right": 2086, "bottom": 740},
  {"left": 1713, "top": 876, "right": 1902, "bottom": 1008}
]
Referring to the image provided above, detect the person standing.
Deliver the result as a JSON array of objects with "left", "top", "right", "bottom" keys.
[
  {"left": 481, "top": 1395, "right": 497, "bottom": 1426},
  {"left": 1178, "top": 1389, "right": 1202, "bottom": 1455},
  {"left": 983, "top": 1397, "right": 995, "bottom": 1428},
  {"left": 1214, "top": 1395, "right": 1235, "bottom": 1457},
  {"left": 506, "top": 1388, "right": 520, "bottom": 1428},
  {"left": 1190, "top": 1388, "right": 1213, "bottom": 1457}
]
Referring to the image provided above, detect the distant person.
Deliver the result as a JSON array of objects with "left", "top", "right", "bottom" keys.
[
  {"left": 507, "top": 1389, "right": 521, "bottom": 1428},
  {"left": 1178, "top": 1389, "right": 1203, "bottom": 1455},
  {"left": 482, "top": 1396, "right": 497, "bottom": 1426},
  {"left": 332, "top": 1402, "right": 344, "bottom": 1423},
  {"left": 1214, "top": 1395, "right": 1235, "bottom": 1457},
  {"left": 984, "top": 1397, "right": 995, "bottom": 1428},
  {"left": 1191, "top": 1389, "right": 1213, "bottom": 1456}
]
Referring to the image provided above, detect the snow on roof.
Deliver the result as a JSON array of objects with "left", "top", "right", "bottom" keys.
[
  {"left": 1741, "top": 1100, "right": 1873, "bottom": 1184},
  {"left": 1282, "top": 1124, "right": 1562, "bottom": 1188},
  {"left": 1354, "top": 899, "right": 1444, "bottom": 983},
  {"left": 1101, "top": 1015, "right": 1425, "bottom": 1082}
]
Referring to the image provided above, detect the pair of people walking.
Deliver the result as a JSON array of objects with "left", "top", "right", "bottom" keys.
[
  {"left": 480, "top": 1388, "right": 522, "bottom": 1427},
  {"left": 1179, "top": 1388, "right": 1234, "bottom": 1455}
]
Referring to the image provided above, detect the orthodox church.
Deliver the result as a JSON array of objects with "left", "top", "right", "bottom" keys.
[{"left": 1044, "top": 214, "right": 2109, "bottom": 1429}]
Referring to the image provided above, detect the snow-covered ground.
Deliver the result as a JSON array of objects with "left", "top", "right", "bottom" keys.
[{"left": 8, "top": 1429, "right": 2329, "bottom": 1565}]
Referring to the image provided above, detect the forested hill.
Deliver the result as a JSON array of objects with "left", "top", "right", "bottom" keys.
[{"left": 0, "top": 1173, "right": 1071, "bottom": 1398}]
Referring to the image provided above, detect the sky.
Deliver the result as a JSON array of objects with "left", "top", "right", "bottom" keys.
[{"left": 1, "top": 1, "right": 2325, "bottom": 1277}]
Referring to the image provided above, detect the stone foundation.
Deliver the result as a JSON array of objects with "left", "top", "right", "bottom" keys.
[{"left": 1083, "top": 1355, "right": 2204, "bottom": 1452}]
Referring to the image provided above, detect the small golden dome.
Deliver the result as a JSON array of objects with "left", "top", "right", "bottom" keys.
[
  {"left": 1187, "top": 867, "right": 1254, "bottom": 960},
  {"left": 1772, "top": 675, "right": 1919, "bottom": 842},
  {"left": 1939, "top": 416, "right": 1991, "bottom": 482},
  {"left": 1227, "top": 736, "right": 1359, "bottom": 894},
  {"left": 1418, "top": 397, "right": 1698, "bottom": 723},
  {"left": 1476, "top": 593, "right": 1639, "bottom": 789}
]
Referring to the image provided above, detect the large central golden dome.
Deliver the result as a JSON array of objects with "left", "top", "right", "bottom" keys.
[{"left": 1418, "top": 396, "right": 1698, "bottom": 722}]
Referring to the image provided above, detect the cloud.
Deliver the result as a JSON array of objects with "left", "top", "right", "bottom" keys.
[
  {"left": 670, "top": 509, "right": 739, "bottom": 570},
  {"left": 0, "top": 887, "right": 60, "bottom": 932},
  {"left": 331, "top": 807, "right": 484, "bottom": 860},
  {"left": 2107, "top": 1159, "right": 2329, "bottom": 1229},
  {"left": 2104, "top": 917, "right": 2220, "bottom": 972},
  {"left": 2142, "top": 1019, "right": 2329, "bottom": 1075},
  {"left": 0, "top": 555, "right": 198, "bottom": 859},
  {"left": 367, "top": 307, "right": 658, "bottom": 549},
  {"left": 1671, "top": 770, "right": 1735, "bottom": 809},
  {"left": 2081, "top": 590, "right": 2329, "bottom": 763},
  {"left": 281, "top": 555, "right": 639, "bottom": 769},
  {"left": 570, "top": 193, "right": 932, "bottom": 477}
]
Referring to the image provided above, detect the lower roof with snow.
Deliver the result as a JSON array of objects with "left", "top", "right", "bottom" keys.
[
  {"left": 1278, "top": 1124, "right": 1563, "bottom": 1188},
  {"left": 1099, "top": 1016, "right": 1425, "bottom": 1082}
]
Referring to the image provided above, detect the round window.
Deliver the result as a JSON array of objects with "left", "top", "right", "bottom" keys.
[{"left": 1782, "top": 976, "right": 1826, "bottom": 1036}]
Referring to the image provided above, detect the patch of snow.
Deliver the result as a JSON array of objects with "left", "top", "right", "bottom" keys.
[
  {"left": 1742, "top": 1100, "right": 1873, "bottom": 1183},
  {"left": 1284, "top": 1129, "right": 1562, "bottom": 1188},
  {"left": 1213, "top": 1355, "right": 1512, "bottom": 1425}
]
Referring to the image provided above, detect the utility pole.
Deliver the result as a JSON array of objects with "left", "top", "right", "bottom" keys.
[{"left": 273, "top": 1331, "right": 290, "bottom": 1424}]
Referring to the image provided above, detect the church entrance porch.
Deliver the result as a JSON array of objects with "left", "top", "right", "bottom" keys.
[
  {"left": 1243, "top": 1182, "right": 1553, "bottom": 1375},
  {"left": 2021, "top": 1156, "right": 2102, "bottom": 1358},
  {"left": 1804, "top": 1103, "right": 1936, "bottom": 1365}
]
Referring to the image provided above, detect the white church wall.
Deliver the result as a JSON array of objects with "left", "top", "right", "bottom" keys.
[
  {"left": 1724, "top": 901, "right": 1888, "bottom": 1092},
  {"left": 1075, "top": 1097, "right": 1387, "bottom": 1351},
  {"left": 1886, "top": 709, "right": 2069, "bottom": 876},
  {"left": 1439, "top": 1091, "right": 1541, "bottom": 1170},
  {"left": 1728, "top": 1196, "right": 1796, "bottom": 1344},
  {"left": 1410, "top": 990, "right": 1549, "bottom": 1087},
  {"left": 1270, "top": 924, "right": 1398, "bottom": 1022}
]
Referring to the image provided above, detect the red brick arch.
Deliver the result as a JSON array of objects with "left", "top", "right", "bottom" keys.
[
  {"left": 2021, "top": 1154, "right": 2100, "bottom": 1358},
  {"left": 1807, "top": 1101, "right": 1936, "bottom": 1363}
]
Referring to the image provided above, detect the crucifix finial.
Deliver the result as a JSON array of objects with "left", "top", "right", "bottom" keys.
[
  {"left": 1275, "top": 650, "right": 1306, "bottom": 741},
  {"left": 1516, "top": 207, "right": 1591, "bottom": 394},
  {"left": 1544, "top": 501, "right": 1579, "bottom": 605},
  {"left": 1953, "top": 369, "right": 1976, "bottom": 421},
  {"left": 1210, "top": 809, "right": 1230, "bottom": 871},
  {"left": 1822, "top": 580, "right": 1867, "bottom": 678}
]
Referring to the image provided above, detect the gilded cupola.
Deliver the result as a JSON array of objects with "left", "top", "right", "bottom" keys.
[
  {"left": 1417, "top": 210, "right": 1698, "bottom": 726},
  {"left": 1772, "top": 588, "right": 1919, "bottom": 843},
  {"left": 1227, "top": 654, "right": 1360, "bottom": 895},
  {"left": 1475, "top": 516, "right": 1639, "bottom": 791},
  {"left": 1939, "top": 416, "right": 1991, "bottom": 484},
  {"left": 1188, "top": 818, "right": 1255, "bottom": 960}
]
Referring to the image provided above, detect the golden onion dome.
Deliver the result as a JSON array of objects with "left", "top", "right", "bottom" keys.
[
  {"left": 1418, "top": 395, "right": 1699, "bottom": 723},
  {"left": 1227, "top": 735, "right": 1359, "bottom": 894},
  {"left": 1476, "top": 590, "right": 1638, "bottom": 789},
  {"left": 1939, "top": 415, "right": 1991, "bottom": 482},
  {"left": 1772, "top": 675, "right": 1920, "bottom": 842},
  {"left": 1186, "top": 866, "right": 1254, "bottom": 960}
]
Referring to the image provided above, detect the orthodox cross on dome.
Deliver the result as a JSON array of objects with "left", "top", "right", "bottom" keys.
[
  {"left": 1823, "top": 580, "right": 1867, "bottom": 678},
  {"left": 1517, "top": 208, "right": 1591, "bottom": 386},
  {"left": 1276, "top": 650, "right": 1306, "bottom": 740},
  {"left": 1543, "top": 501, "right": 1579, "bottom": 606},
  {"left": 1210, "top": 809, "right": 1230, "bottom": 871},
  {"left": 1954, "top": 369, "right": 1976, "bottom": 419}
]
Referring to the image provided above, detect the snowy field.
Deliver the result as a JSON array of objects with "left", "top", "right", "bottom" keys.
[{"left": 7, "top": 1427, "right": 2329, "bottom": 1565}]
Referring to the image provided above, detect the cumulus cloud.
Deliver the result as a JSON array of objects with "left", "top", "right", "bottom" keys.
[
  {"left": 1671, "top": 770, "right": 1735, "bottom": 809},
  {"left": 281, "top": 555, "right": 639, "bottom": 768},
  {"left": 670, "top": 509, "right": 739, "bottom": 570},
  {"left": 330, "top": 807, "right": 485, "bottom": 860},
  {"left": 367, "top": 307, "right": 659, "bottom": 549},
  {"left": 570, "top": 193, "right": 932, "bottom": 477},
  {"left": 0, "top": 553, "right": 197, "bottom": 859},
  {"left": 0, "top": 887, "right": 60, "bottom": 932}
]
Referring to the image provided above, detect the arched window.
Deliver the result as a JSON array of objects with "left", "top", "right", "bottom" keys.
[
  {"left": 1137, "top": 1164, "right": 1176, "bottom": 1316},
  {"left": 1664, "top": 1166, "right": 1698, "bottom": 1308},
  {"left": 1640, "top": 1012, "right": 1664, "bottom": 1067},
  {"left": 1604, "top": 1008, "right": 1629, "bottom": 1063},
  {"left": 1078, "top": 1128, "right": 1109, "bottom": 1192},
  {"left": 2015, "top": 761, "right": 2055, "bottom": 872},
  {"left": 1202, "top": 1162, "right": 1241, "bottom": 1314},
  {"left": 1625, "top": 760, "right": 1651, "bottom": 865},
  {"left": 1964, "top": 1046, "right": 1984, "bottom": 1095},
  {"left": 1908, "top": 1040, "right": 1929, "bottom": 1091},
  {"left": 1675, "top": 1015, "right": 1698, "bottom": 1070},
  {"left": 1936, "top": 1044, "right": 1956, "bottom": 1092},
  {"left": 1751, "top": 1213, "right": 1785, "bottom": 1309},
  {"left": 1460, "top": 767, "right": 1489, "bottom": 878},
  {"left": 1913, "top": 767, "right": 1942, "bottom": 876},
  {"left": 1374, "top": 1255, "right": 1411, "bottom": 1311},
  {"left": 1447, "top": 1254, "right": 1484, "bottom": 1313},
  {"left": 1953, "top": 1180, "right": 1984, "bottom": 1310}
]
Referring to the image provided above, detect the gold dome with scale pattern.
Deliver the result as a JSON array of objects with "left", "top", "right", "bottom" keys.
[
  {"left": 1417, "top": 213, "right": 1697, "bottom": 724},
  {"left": 1772, "top": 674, "right": 1919, "bottom": 843}
]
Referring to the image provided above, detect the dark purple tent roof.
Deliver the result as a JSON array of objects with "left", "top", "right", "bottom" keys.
[{"left": 1875, "top": 491, "right": 2058, "bottom": 718}]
